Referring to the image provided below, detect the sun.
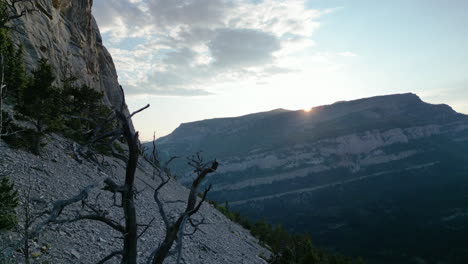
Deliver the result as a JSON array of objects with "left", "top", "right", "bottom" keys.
[{"left": 303, "top": 107, "right": 312, "bottom": 112}]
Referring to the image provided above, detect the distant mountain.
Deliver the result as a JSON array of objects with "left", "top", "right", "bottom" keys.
[{"left": 149, "top": 93, "right": 468, "bottom": 263}]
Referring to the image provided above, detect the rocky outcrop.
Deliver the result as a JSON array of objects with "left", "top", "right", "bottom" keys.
[{"left": 9, "top": 0, "right": 126, "bottom": 114}]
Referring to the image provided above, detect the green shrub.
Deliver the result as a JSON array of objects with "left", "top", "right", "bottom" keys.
[
  {"left": 0, "top": 176, "right": 19, "bottom": 230},
  {"left": 210, "top": 199, "right": 362, "bottom": 264},
  {"left": 2, "top": 126, "right": 43, "bottom": 153},
  {"left": 61, "top": 83, "right": 113, "bottom": 143}
]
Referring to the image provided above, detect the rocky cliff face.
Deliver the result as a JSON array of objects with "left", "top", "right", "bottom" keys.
[
  {"left": 9, "top": 0, "right": 125, "bottom": 113},
  {"left": 153, "top": 93, "right": 468, "bottom": 263}
]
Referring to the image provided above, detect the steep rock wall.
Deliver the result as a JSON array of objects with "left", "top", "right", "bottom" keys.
[{"left": 9, "top": 0, "right": 127, "bottom": 116}]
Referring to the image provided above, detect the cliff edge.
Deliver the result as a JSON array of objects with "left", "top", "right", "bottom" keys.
[{"left": 10, "top": 0, "right": 126, "bottom": 115}]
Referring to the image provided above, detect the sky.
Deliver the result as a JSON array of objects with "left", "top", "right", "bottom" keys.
[{"left": 92, "top": 0, "right": 468, "bottom": 141}]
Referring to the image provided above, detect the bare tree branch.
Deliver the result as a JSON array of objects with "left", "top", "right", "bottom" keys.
[
  {"left": 102, "top": 177, "right": 125, "bottom": 194},
  {"left": 96, "top": 250, "right": 123, "bottom": 264},
  {"left": 1, "top": 184, "right": 96, "bottom": 257},
  {"left": 137, "top": 218, "right": 156, "bottom": 239},
  {"left": 185, "top": 217, "right": 207, "bottom": 237},
  {"left": 129, "top": 104, "right": 150, "bottom": 118},
  {"left": 153, "top": 176, "right": 171, "bottom": 228},
  {"left": 150, "top": 153, "right": 218, "bottom": 264}
]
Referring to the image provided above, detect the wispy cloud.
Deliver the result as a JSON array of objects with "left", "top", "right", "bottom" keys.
[
  {"left": 338, "top": 51, "right": 359, "bottom": 57},
  {"left": 93, "top": 0, "right": 339, "bottom": 96}
]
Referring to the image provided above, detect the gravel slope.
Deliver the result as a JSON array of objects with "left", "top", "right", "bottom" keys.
[{"left": 0, "top": 135, "right": 269, "bottom": 264}]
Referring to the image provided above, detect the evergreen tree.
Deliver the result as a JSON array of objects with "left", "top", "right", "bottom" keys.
[
  {"left": 61, "top": 80, "right": 115, "bottom": 145},
  {"left": 0, "top": 0, "right": 28, "bottom": 101},
  {"left": 64, "top": 84, "right": 105, "bottom": 118},
  {"left": 0, "top": 0, "right": 8, "bottom": 29},
  {"left": 0, "top": 14, "right": 27, "bottom": 136},
  {"left": 5, "top": 45, "right": 27, "bottom": 100},
  {"left": 19, "top": 58, "right": 63, "bottom": 153},
  {"left": 0, "top": 176, "right": 19, "bottom": 230}
]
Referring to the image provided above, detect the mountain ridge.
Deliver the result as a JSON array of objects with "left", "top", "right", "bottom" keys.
[
  {"left": 161, "top": 92, "right": 462, "bottom": 136},
  {"left": 155, "top": 93, "right": 466, "bottom": 157},
  {"left": 152, "top": 92, "right": 468, "bottom": 263}
]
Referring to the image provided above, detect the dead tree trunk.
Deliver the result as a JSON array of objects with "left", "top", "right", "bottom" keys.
[
  {"left": 116, "top": 110, "right": 139, "bottom": 264},
  {"left": 0, "top": 87, "right": 150, "bottom": 263},
  {"left": 150, "top": 154, "right": 218, "bottom": 264}
]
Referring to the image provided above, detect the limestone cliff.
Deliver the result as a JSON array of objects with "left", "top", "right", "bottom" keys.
[
  {"left": 152, "top": 93, "right": 468, "bottom": 263},
  {"left": 9, "top": 0, "right": 126, "bottom": 115}
]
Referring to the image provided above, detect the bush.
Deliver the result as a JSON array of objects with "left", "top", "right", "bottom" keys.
[
  {"left": 0, "top": 176, "right": 19, "bottom": 230},
  {"left": 61, "top": 82, "right": 114, "bottom": 145}
]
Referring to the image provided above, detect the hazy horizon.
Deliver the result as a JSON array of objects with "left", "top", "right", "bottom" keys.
[{"left": 93, "top": 0, "right": 468, "bottom": 141}]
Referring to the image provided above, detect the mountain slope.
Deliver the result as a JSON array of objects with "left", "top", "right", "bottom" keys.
[
  {"left": 0, "top": 135, "right": 268, "bottom": 263},
  {"left": 152, "top": 93, "right": 468, "bottom": 263}
]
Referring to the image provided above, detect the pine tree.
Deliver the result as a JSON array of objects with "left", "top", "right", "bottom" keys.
[
  {"left": 61, "top": 80, "right": 115, "bottom": 144},
  {"left": 19, "top": 58, "right": 63, "bottom": 153},
  {"left": 0, "top": 176, "right": 19, "bottom": 230},
  {"left": 5, "top": 45, "right": 27, "bottom": 100},
  {"left": 0, "top": 0, "right": 28, "bottom": 102}
]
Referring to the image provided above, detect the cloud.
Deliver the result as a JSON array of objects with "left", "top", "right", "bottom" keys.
[
  {"left": 93, "top": 0, "right": 336, "bottom": 96},
  {"left": 338, "top": 51, "right": 358, "bottom": 57},
  {"left": 147, "top": 0, "right": 230, "bottom": 29},
  {"left": 163, "top": 47, "right": 197, "bottom": 66},
  {"left": 126, "top": 84, "right": 214, "bottom": 97},
  {"left": 93, "top": 0, "right": 148, "bottom": 40},
  {"left": 209, "top": 28, "right": 281, "bottom": 67}
]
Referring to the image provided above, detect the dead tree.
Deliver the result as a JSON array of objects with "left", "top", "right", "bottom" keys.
[
  {"left": 3, "top": 83, "right": 217, "bottom": 264},
  {"left": 67, "top": 109, "right": 125, "bottom": 165},
  {"left": 1, "top": 89, "right": 149, "bottom": 264},
  {"left": 65, "top": 97, "right": 149, "bottom": 264},
  {"left": 18, "top": 175, "right": 50, "bottom": 264},
  {"left": 0, "top": 183, "right": 97, "bottom": 260},
  {"left": 147, "top": 149, "right": 218, "bottom": 264}
]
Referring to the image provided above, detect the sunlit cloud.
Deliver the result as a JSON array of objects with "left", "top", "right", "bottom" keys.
[{"left": 93, "top": 0, "right": 345, "bottom": 97}]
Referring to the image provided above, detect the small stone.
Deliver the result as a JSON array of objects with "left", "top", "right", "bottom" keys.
[{"left": 70, "top": 249, "right": 80, "bottom": 259}]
